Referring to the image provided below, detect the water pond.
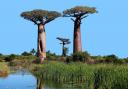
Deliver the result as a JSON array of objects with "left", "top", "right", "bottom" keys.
[{"left": 0, "top": 70, "right": 87, "bottom": 89}]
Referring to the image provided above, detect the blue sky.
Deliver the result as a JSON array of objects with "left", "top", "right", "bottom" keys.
[{"left": 0, "top": 0, "right": 128, "bottom": 58}]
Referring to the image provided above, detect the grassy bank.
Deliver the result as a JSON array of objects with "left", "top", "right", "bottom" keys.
[
  {"left": 1, "top": 53, "right": 128, "bottom": 89},
  {"left": 0, "top": 62, "right": 9, "bottom": 77},
  {"left": 31, "top": 61, "right": 128, "bottom": 89},
  {"left": 0, "top": 55, "right": 36, "bottom": 77},
  {"left": 94, "top": 66, "right": 128, "bottom": 89}
]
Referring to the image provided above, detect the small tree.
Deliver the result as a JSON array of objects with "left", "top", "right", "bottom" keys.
[
  {"left": 72, "top": 51, "right": 91, "bottom": 62},
  {"left": 63, "top": 6, "right": 97, "bottom": 53},
  {"left": 57, "top": 37, "right": 70, "bottom": 56},
  {"left": 21, "top": 9, "right": 61, "bottom": 63},
  {"left": 30, "top": 48, "right": 36, "bottom": 55}
]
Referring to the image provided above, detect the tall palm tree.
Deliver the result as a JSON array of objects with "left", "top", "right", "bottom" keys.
[
  {"left": 63, "top": 6, "right": 97, "bottom": 53},
  {"left": 21, "top": 9, "right": 61, "bottom": 63}
]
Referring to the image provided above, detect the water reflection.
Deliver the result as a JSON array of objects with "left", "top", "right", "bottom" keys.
[
  {"left": 0, "top": 70, "right": 87, "bottom": 89},
  {"left": 36, "top": 78, "right": 87, "bottom": 89},
  {"left": 0, "top": 70, "right": 36, "bottom": 89},
  {"left": 37, "top": 77, "right": 44, "bottom": 89}
]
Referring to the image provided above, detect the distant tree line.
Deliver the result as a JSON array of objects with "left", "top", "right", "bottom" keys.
[{"left": 0, "top": 50, "right": 128, "bottom": 64}]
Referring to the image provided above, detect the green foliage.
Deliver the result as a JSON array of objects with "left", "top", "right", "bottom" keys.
[
  {"left": 63, "top": 6, "right": 97, "bottom": 17},
  {"left": 56, "top": 37, "right": 70, "bottom": 44},
  {"left": 30, "top": 48, "right": 36, "bottom": 55},
  {"left": 72, "top": 51, "right": 91, "bottom": 62},
  {"left": 21, "top": 51, "right": 32, "bottom": 56},
  {"left": 56, "top": 37, "right": 70, "bottom": 56},
  {"left": 124, "top": 58, "right": 128, "bottom": 63},
  {"left": 0, "top": 53, "right": 3, "bottom": 56},
  {"left": 31, "top": 61, "right": 128, "bottom": 89},
  {"left": 21, "top": 9, "right": 61, "bottom": 24},
  {"left": 8, "top": 61, "right": 17, "bottom": 66},
  {"left": 4, "top": 54, "right": 16, "bottom": 62},
  {"left": 92, "top": 55, "right": 126, "bottom": 64},
  {"left": 103, "top": 54, "right": 118, "bottom": 63},
  {"left": 0, "top": 62, "right": 9, "bottom": 77},
  {"left": 94, "top": 66, "right": 128, "bottom": 89},
  {"left": 0, "top": 54, "right": 5, "bottom": 62},
  {"left": 46, "top": 51, "right": 58, "bottom": 60},
  {"left": 32, "top": 61, "right": 94, "bottom": 85},
  {"left": 8, "top": 55, "right": 37, "bottom": 67}
]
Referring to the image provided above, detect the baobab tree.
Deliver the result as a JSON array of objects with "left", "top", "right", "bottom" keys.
[
  {"left": 57, "top": 37, "right": 70, "bottom": 56},
  {"left": 63, "top": 6, "right": 97, "bottom": 53},
  {"left": 21, "top": 9, "right": 61, "bottom": 63}
]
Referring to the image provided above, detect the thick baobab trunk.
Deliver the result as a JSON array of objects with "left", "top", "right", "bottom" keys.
[
  {"left": 73, "top": 17, "right": 82, "bottom": 53},
  {"left": 37, "top": 24, "right": 46, "bottom": 63}
]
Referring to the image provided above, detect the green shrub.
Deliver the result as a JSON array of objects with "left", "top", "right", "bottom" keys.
[
  {"left": 115, "top": 59, "right": 125, "bottom": 64},
  {"left": 0, "top": 53, "right": 3, "bottom": 56},
  {"left": 8, "top": 61, "right": 17, "bottom": 66},
  {"left": 46, "top": 51, "right": 58, "bottom": 60},
  {"left": 124, "top": 58, "right": 128, "bottom": 63},
  {"left": 30, "top": 48, "right": 36, "bottom": 55},
  {"left": 72, "top": 51, "right": 91, "bottom": 62},
  {"left": 21, "top": 51, "right": 32, "bottom": 56},
  {"left": 103, "top": 54, "right": 118, "bottom": 63},
  {"left": 4, "top": 54, "right": 16, "bottom": 62},
  {"left": 92, "top": 55, "right": 119, "bottom": 64},
  {"left": 65, "top": 56, "right": 72, "bottom": 63}
]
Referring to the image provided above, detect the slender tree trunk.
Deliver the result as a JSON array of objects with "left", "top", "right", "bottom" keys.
[
  {"left": 37, "top": 24, "right": 46, "bottom": 63},
  {"left": 62, "top": 42, "right": 65, "bottom": 56},
  {"left": 73, "top": 17, "right": 82, "bottom": 53}
]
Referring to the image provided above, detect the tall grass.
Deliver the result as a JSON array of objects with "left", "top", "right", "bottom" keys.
[
  {"left": 94, "top": 65, "right": 128, "bottom": 89},
  {"left": 31, "top": 61, "right": 128, "bottom": 89}
]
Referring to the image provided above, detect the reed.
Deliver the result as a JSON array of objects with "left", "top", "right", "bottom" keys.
[{"left": 31, "top": 61, "right": 128, "bottom": 89}]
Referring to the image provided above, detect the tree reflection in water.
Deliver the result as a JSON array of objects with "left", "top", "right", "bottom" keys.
[{"left": 37, "top": 77, "right": 44, "bottom": 89}]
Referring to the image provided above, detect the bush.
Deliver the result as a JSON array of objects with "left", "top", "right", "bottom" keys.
[
  {"left": 4, "top": 54, "right": 16, "bottom": 62},
  {"left": 115, "top": 59, "right": 125, "bottom": 64},
  {"left": 103, "top": 54, "right": 118, "bottom": 63},
  {"left": 46, "top": 51, "right": 58, "bottom": 60},
  {"left": 93, "top": 55, "right": 119, "bottom": 64},
  {"left": 21, "top": 51, "right": 32, "bottom": 56},
  {"left": 72, "top": 51, "right": 91, "bottom": 62},
  {"left": 124, "top": 58, "right": 128, "bottom": 63},
  {"left": 65, "top": 56, "right": 72, "bottom": 63},
  {"left": 0, "top": 53, "right": 3, "bottom": 56},
  {"left": 8, "top": 61, "right": 17, "bottom": 66},
  {"left": 0, "top": 54, "right": 5, "bottom": 62}
]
